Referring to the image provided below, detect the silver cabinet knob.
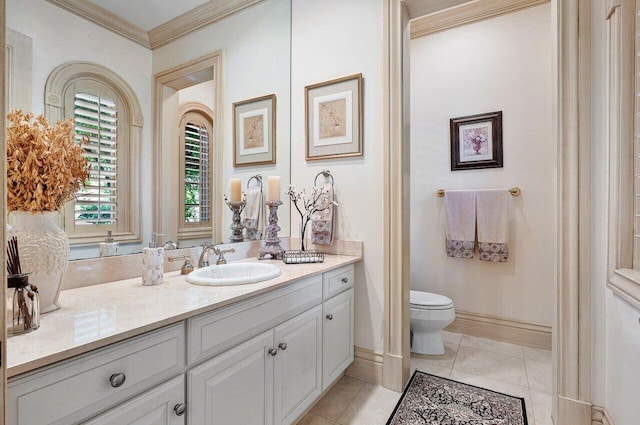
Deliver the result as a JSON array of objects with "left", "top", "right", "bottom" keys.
[
  {"left": 342, "top": 277, "right": 349, "bottom": 283},
  {"left": 268, "top": 348, "right": 278, "bottom": 356},
  {"left": 278, "top": 343, "right": 287, "bottom": 351},
  {"left": 174, "top": 403, "right": 187, "bottom": 416},
  {"left": 109, "top": 373, "right": 126, "bottom": 388},
  {"left": 326, "top": 314, "right": 333, "bottom": 320}
]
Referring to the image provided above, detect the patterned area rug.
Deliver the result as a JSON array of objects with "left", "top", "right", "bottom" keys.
[{"left": 386, "top": 371, "right": 528, "bottom": 425}]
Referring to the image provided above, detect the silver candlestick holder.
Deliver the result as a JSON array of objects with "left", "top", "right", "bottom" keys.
[
  {"left": 258, "top": 200, "right": 284, "bottom": 260},
  {"left": 225, "top": 195, "right": 246, "bottom": 243}
]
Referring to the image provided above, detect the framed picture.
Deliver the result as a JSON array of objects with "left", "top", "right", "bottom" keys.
[
  {"left": 450, "top": 111, "right": 503, "bottom": 171},
  {"left": 233, "top": 94, "right": 276, "bottom": 167},
  {"left": 305, "top": 73, "right": 363, "bottom": 161}
]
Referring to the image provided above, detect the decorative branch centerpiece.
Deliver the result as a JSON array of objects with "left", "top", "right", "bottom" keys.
[
  {"left": 6, "top": 109, "right": 89, "bottom": 313},
  {"left": 286, "top": 184, "right": 338, "bottom": 251}
]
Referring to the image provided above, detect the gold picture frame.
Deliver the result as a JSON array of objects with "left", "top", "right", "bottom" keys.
[
  {"left": 233, "top": 94, "right": 276, "bottom": 167},
  {"left": 305, "top": 73, "right": 363, "bottom": 161}
]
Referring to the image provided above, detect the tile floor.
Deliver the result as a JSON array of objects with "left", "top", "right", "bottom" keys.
[{"left": 297, "top": 331, "right": 552, "bottom": 425}]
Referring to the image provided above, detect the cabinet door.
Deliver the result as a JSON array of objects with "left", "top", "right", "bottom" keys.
[
  {"left": 322, "top": 288, "right": 354, "bottom": 390},
  {"left": 83, "top": 376, "right": 185, "bottom": 425},
  {"left": 273, "top": 305, "right": 322, "bottom": 425},
  {"left": 188, "top": 330, "right": 274, "bottom": 425}
]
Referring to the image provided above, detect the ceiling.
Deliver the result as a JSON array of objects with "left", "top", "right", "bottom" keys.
[
  {"left": 46, "top": 0, "right": 263, "bottom": 49},
  {"left": 87, "top": 0, "right": 210, "bottom": 32}
]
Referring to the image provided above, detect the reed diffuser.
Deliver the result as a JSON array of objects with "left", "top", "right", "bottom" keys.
[{"left": 6, "top": 236, "right": 40, "bottom": 335}]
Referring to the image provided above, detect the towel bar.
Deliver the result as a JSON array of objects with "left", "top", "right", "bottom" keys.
[
  {"left": 247, "top": 174, "right": 263, "bottom": 189},
  {"left": 314, "top": 170, "right": 335, "bottom": 187},
  {"left": 436, "top": 187, "right": 521, "bottom": 197}
]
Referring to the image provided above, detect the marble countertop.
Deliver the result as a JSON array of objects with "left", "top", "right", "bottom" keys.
[{"left": 7, "top": 254, "right": 360, "bottom": 378}]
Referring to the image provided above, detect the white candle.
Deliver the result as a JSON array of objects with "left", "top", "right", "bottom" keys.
[
  {"left": 268, "top": 176, "right": 281, "bottom": 201},
  {"left": 230, "top": 178, "right": 242, "bottom": 202}
]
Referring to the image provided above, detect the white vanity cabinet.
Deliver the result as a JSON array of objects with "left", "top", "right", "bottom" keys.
[
  {"left": 273, "top": 305, "right": 323, "bottom": 424},
  {"left": 187, "top": 306, "right": 323, "bottom": 425},
  {"left": 322, "top": 287, "right": 354, "bottom": 390},
  {"left": 7, "top": 323, "right": 185, "bottom": 425},
  {"left": 7, "top": 261, "right": 357, "bottom": 425}
]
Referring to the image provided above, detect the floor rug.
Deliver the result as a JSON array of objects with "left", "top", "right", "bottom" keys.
[{"left": 386, "top": 370, "right": 528, "bottom": 424}]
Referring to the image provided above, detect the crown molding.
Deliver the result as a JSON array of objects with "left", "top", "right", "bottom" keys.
[
  {"left": 46, "top": 0, "right": 150, "bottom": 48},
  {"left": 47, "top": 0, "right": 265, "bottom": 50},
  {"left": 410, "top": 0, "right": 549, "bottom": 39},
  {"left": 148, "top": 0, "right": 264, "bottom": 49}
]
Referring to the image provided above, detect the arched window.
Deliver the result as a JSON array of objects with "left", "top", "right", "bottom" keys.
[
  {"left": 45, "top": 62, "right": 142, "bottom": 244},
  {"left": 178, "top": 103, "right": 214, "bottom": 239}
]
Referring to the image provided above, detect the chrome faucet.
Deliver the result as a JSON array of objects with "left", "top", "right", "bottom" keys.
[
  {"left": 198, "top": 243, "right": 236, "bottom": 267},
  {"left": 198, "top": 243, "right": 216, "bottom": 268}
]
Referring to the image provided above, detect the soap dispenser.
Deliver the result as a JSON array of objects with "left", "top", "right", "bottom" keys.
[
  {"left": 142, "top": 233, "right": 164, "bottom": 286},
  {"left": 99, "top": 230, "right": 119, "bottom": 257}
]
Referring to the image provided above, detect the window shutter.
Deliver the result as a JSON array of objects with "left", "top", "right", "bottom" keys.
[
  {"left": 184, "top": 122, "right": 210, "bottom": 223},
  {"left": 73, "top": 92, "right": 118, "bottom": 226}
]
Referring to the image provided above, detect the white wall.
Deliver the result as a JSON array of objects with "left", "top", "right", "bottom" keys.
[
  {"left": 153, "top": 0, "right": 291, "bottom": 242},
  {"left": 7, "top": 0, "right": 153, "bottom": 259},
  {"left": 291, "top": 0, "right": 385, "bottom": 353},
  {"left": 409, "top": 4, "right": 555, "bottom": 326}
]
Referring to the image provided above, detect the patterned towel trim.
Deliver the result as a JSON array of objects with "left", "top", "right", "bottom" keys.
[
  {"left": 446, "top": 239, "right": 475, "bottom": 259},
  {"left": 478, "top": 242, "right": 509, "bottom": 263}
]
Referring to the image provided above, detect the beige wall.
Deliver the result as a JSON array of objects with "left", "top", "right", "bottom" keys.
[
  {"left": 153, "top": 0, "right": 292, "bottom": 241},
  {"left": 409, "top": 4, "right": 555, "bottom": 327},
  {"left": 7, "top": 0, "right": 154, "bottom": 259},
  {"left": 291, "top": 0, "right": 386, "bottom": 353}
]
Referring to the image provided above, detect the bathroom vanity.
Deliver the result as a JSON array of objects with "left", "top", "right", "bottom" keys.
[{"left": 6, "top": 255, "right": 358, "bottom": 425}]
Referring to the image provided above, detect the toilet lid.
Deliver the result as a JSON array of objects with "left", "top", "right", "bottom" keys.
[{"left": 410, "top": 290, "right": 454, "bottom": 309}]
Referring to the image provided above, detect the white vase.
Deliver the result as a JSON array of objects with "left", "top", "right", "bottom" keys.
[{"left": 7, "top": 211, "right": 69, "bottom": 313}]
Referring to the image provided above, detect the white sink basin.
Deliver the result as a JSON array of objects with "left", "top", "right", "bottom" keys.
[{"left": 187, "top": 263, "right": 282, "bottom": 286}]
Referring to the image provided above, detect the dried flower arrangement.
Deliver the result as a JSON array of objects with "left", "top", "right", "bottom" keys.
[{"left": 6, "top": 109, "right": 89, "bottom": 212}]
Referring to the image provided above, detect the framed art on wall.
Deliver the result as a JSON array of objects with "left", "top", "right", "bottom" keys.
[
  {"left": 305, "top": 73, "right": 363, "bottom": 161},
  {"left": 450, "top": 111, "right": 503, "bottom": 171},
  {"left": 233, "top": 94, "right": 276, "bottom": 167}
]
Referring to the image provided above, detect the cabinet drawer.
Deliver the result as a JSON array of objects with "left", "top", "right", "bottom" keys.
[
  {"left": 322, "top": 264, "right": 354, "bottom": 300},
  {"left": 188, "top": 275, "right": 322, "bottom": 365},
  {"left": 83, "top": 376, "right": 185, "bottom": 425},
  {"left": 8, "top": 323, "right": 185, "bottom": 425}
]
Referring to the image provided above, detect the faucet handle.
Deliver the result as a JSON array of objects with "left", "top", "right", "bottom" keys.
[
  {"left": 168, "top": 256, "right": 194, "bottom": 275},
  {"left": 215, "top": 247, "right": 235, "bottom": 265}
]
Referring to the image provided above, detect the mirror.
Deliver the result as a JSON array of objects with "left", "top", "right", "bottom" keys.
[{"left": 6, "top": 0, "right": 291, "bottom": 260}]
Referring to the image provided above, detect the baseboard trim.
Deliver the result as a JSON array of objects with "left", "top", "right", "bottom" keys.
[
  {"left": 345, "top": 346, "right": 383, "bottom": 385},
  {"left": 592, "top": 405, "right": 615, "bottom": 425},
  {"left": 445, "top": 310, "right": 552, "bottom": 350}
]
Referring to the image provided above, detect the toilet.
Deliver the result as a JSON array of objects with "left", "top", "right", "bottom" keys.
[{"left": 410, "top": 290, "right": 455, "bottom": 355}]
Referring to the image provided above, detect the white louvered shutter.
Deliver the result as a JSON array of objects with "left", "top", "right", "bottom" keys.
[
  {"left": 73, "top": 92, "right": 118, "bottom": 226},
  {"left": 184, "top": 121, "right": 210, "bottom": 223}
]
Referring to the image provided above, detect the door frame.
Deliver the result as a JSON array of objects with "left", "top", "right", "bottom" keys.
[{"left": 382, "top": 0, "right": 593, "bottom": 423}]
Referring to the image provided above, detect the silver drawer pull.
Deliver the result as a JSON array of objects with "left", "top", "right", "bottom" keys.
[
  {"left": 341, "top": 277, "right": 349, "bottom": 284},
  {"left": 326, "top": 314, "right": 333, "bottom": 320},
  {"left": 268, "top": 348, "right": 278, "bottom": 356},
  {"left": 109, "top": 373, "right": 126, "bottom": 388},
  {"left": 278, "top": 342, "right": 287, "bottom": 351},
  {"left": 174, "top": 403, "right": 187, "bottom": 416}
]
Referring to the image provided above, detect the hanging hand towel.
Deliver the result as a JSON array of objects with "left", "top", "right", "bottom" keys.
[
  {"left": 310, "top": 183, "right": 336, "bottom": 246},
  {"left": 242, "top": 187, "right": 265, "bottom": 240},
  {"left": 444, "top": 190, "right": 476, "bottom": 259},
  {"left": 476, "top": 190, "right": 509, "bottom": 263}
]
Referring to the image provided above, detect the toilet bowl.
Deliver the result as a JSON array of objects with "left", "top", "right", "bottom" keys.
[{"left": 410, "top": 290, "right": 455, "bottom": 355}]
